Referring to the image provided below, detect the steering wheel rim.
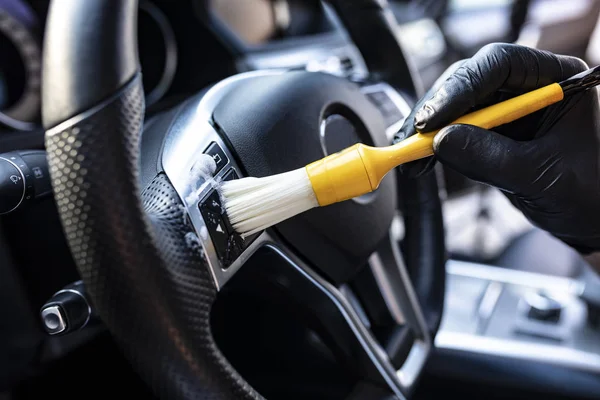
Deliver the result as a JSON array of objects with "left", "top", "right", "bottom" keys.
[{"left": 42, "top": 1, "right": 446, "bottom": 399}]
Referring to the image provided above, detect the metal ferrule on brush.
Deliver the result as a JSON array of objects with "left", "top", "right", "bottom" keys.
[{"left": 559, "top": 65, "right": 600, "bottom": 96}]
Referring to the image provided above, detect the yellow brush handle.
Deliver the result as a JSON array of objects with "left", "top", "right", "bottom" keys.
[{"left": 307, "top": 82, "right": 564, "bottom": 206}]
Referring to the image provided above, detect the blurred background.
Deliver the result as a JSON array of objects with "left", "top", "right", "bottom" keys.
[{"left": 390, "top": 0, "right": 600, "bottom": 279}]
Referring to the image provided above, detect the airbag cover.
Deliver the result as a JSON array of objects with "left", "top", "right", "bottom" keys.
[{"left": 213, "top": 72, "right": 396, "bottom": 283}]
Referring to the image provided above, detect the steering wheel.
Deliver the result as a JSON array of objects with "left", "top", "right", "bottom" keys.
[{"left": 42, "top": 0, "right": 445, "bottom": 399}]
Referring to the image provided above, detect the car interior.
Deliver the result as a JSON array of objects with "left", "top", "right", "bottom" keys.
[{"left": 2, "top": 0, "right": 600, "bottom": 399}]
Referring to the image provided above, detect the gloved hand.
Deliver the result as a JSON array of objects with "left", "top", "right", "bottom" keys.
[
  {"left": 394, "top": 61, "right": 464, "bottom": 177},
  {"left": 395, "top": 43, "right": 600, "bottom": 255}
]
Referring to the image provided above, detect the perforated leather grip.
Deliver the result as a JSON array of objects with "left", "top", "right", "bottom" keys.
[
  {"left": 42, "top": 0, "right": 262, "bottom": 396},
  {"left": 45, "top": 76, "right": 262, "bottom": 399}
]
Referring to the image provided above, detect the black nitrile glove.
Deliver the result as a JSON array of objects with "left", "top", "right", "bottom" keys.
[
  {"left": 399, "top": 43, "right": 600, "bottom": 255},
  {"left": 393, "top": 62, "right": 463, "bottom": 177}
]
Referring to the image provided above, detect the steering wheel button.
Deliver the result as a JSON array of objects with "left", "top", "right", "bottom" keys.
[
  {"left": 203, "top": 142, "right": 228, "bottom": 175},
  {"left": 222, "top": 168, "right": 238, "bottom": 181},
  {"left": 21, "top": 151, "right": 53, "bottom": 197},
  {"left": 202, "top": 211, "right": 229, "bottom": 263},
  {"left": 199, "top": 190, "right": 238, "bottom": 267},
  {"left": 200, "top": 190, "right": 224, "bottom": 215}
]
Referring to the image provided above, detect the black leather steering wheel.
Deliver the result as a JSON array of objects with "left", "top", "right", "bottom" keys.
[{"left": 42, "top": 1, "right": 445, "bottom": 399}]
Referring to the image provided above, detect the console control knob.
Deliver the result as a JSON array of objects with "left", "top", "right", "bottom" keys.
[{"left": 524, "top": 292, "right": 562, "bottom": 323}]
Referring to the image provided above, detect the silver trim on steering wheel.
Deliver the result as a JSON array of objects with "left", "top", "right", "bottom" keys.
[{"left": 162, "top": 70, "right": 285, "bottom": 289}]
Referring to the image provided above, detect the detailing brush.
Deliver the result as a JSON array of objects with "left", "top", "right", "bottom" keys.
[{"left": 222, "top": 66, "right": 600, "bottom": 237}]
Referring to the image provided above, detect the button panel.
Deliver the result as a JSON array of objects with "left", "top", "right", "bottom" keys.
[
  {"left": 20, "top": 151, "right": 52, "bottom": 197},
  {"left": 203, "top": 142, "right": 229, "bottom": 175},
  {"left": 198, "top": 168, "right": 255, "bottom": 268}
]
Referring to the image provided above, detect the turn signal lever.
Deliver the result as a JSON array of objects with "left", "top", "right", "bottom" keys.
[
  {"left": 40, "top": 281, "right": 98, "bottom": 336},
  {"left": 0, "top": 150, "right": 52, "bottom": 214}
]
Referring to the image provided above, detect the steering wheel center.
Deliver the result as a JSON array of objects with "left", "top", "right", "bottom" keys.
[{"left": 212, "top": 71, "right": 397, "bottom": 283}]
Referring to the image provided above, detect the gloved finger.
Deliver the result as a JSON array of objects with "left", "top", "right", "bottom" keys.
[
  {"left": 415, "top": 43, "right": 589, "bottom": 133},
  {"left": 393, "top": 60, "right": 466, "bottom": 177},
  {"left": 394, "top": 99, "right": 436, "bottom": 177},
  {"left": 433, "top": 124, "right": 544, "bottom": 196}
]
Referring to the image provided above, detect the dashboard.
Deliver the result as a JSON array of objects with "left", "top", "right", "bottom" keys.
[
  {"left": 0, "top": 0, "right": 353, "bottom": 139},
  {"left": 0, "top": 0, "right": 181, "bottom": 133},
  {"left": 209, "top": 0, "right": 333, "bottom": 45},
  {"left": 0, "top": 0, "right": 42, "bottom": 131}
]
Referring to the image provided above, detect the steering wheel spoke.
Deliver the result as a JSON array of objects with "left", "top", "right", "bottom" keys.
[
  {"left": 161, "top": 71, "right": 285, "bottom": 290},
  {"left": 212, "top": 214, "right": 431, "bottom": 397},
  {"left": 230, "top": 234, "right": 408, "bottom": 397},
  {"left": 364, "top": 218, "right": 432, "bottom": 388}
]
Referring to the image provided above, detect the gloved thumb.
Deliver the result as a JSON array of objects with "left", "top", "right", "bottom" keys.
[{"left": 433, "top": 124, "right": 536, "bottom": 195}]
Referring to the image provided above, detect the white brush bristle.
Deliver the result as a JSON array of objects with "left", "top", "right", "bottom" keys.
[{"left": 220, "top": 167, "right": 319, "bottom": 237}]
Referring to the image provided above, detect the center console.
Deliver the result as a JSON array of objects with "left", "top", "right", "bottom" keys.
[{"left": 436, "top": 259, "right": 600, "bottom": 391}]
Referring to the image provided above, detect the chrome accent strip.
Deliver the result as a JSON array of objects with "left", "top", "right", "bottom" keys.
[
  {"left": 340, "top": 285, "right": 371, "bottom": 329},
  {"left": 389, "top": 221, "right": 430, "bottom": 339},
  {"left": 476, "top": 281, "right": 503, "bottom": 334},
  {"left": 319, "top": 117, "right": 330, "bottom": 156},
  {"left": 435, "top": 331, "right": 600, "bottom": 373},
  {"left": 0, "top": 156, "right": 25, "bottom": 214},
  {"left": 388, "top": 236, "right": 432, "bottom": 388},
  {"left": 446, "top": 259, "right": 585, "bottom": 296},
  {"left": 162, "top": 70, "right": 284, "bottom": 187},
  {"left": 368, "top": 215, "right": 432, "bottom": 389},
  {"left": 162, "top": 71, "right": 285, "bottom": 289},
  {"left": 397, "top": 340, "right": 428, "bottom": 387},
  {"left": 369, "top": 252, "right": 406, "bottom": 325}
]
